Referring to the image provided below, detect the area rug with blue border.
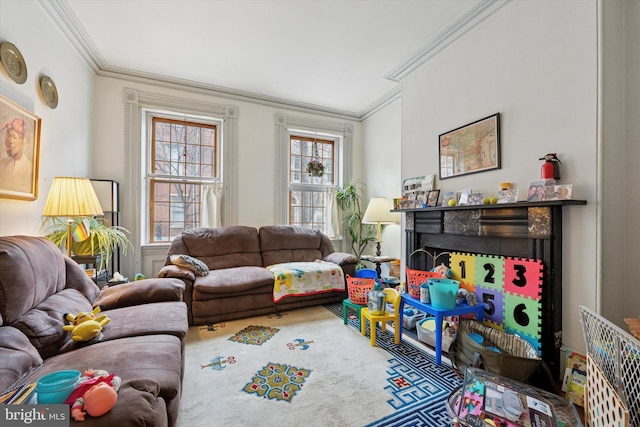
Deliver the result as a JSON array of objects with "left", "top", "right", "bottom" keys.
[{"left": 323, "top": 302, "right": 462, "bottom": 426}]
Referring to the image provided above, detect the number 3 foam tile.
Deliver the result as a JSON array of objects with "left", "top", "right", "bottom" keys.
[
  {"left": 474, "top": 285, "right": 504, "bottom": 325},
  {"left": 474, "top": 254, "right": 504, "bottom": 291},
  {"left": 450, "top": 252, "right": 476, "bottom": 284},
  {"left": 503, "top": 257, "right": 543, "bottom": 300}
]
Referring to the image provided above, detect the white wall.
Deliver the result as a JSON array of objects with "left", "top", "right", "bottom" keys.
[
  {"left": 361, "top": 98, "right": 403, "bottom": 275},
  {"left": 0, "top": 1, "right": 95, "bottom": 237},
  {"left": 400, "top": 1, "right": 598, "bottom": 351},
  {"left": 92, "top": 76, "right": 363, "bottom": 276}
]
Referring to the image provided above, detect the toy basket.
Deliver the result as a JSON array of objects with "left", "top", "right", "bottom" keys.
[
  {"left": 406, "top": 266, "right": 440, "bottom": 299},
  {"left": 346, "top": 275, "right": 375, "bottom": 305}
]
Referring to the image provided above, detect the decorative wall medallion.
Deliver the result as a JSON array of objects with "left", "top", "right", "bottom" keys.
[
  {"left": 40, "top": 76, "right": 58, "bottom": 109},
  {"left": 0, "top": 42, "right": 27, "bottom": 84}
]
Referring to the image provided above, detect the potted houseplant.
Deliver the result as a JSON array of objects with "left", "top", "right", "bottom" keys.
[
  {"left": 336, "top": 181, "right": 375, "bottom": 268},
  {"left": 43, "top": 216, "right": 132, "bottom": 272}
]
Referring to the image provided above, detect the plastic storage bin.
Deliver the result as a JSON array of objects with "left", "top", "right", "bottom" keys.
[
  {"left": 428, "top": 278, "right": 459, "bottom": 309},
  {"left": 416, "top": 317, "right": 455, "bottom": 352},
  {"left": 402, "top": 308, "right": 425, "bottom": 330}
]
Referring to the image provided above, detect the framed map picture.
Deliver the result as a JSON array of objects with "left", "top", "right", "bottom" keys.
[{"left": 439, "top": 113, "right": 500, "bottom": 179}]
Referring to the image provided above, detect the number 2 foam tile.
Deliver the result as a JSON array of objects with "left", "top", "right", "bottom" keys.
[
  {"left": 503, "top": 257, "right": 543, "bottom": 300},
  {"left": 450, "top": 252, "right": 476, "bottom": 284},
  {"left": 474, "top": 285, "right": 505, "bottom": 326},
  {"left": 474, "top": 254, "right": 504, "bottom": 291}
]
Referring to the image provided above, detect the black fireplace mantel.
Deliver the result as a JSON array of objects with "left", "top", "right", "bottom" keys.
[{"left": 394, "top": 200, "right": 587, "bottom": 378}]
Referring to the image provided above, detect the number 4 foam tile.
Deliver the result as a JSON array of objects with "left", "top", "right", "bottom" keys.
[{"left": 503, "top": 257, "right": 543, "bottom": 300}]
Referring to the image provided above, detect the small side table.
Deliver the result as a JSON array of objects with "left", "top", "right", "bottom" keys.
[
  {"left": 360, "top": 255, "right": 395, "bottom": 277},
  {"left": 398, "top": 293, "right": 485, "bottom": 365}
]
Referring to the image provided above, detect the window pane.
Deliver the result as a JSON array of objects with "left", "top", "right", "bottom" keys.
[
  {"left": 150, "top": 117, "right": 218, "bottom": 243},
  {"left": 288, "top": 189, "right": 326, "bottom": 231}
]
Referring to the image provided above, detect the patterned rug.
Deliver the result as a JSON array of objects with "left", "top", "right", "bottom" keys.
[
  {"left": 323, "top": 302, "right": 462, "bottom": 426},
  {"left": 177, "top": 304, "right": 461, "bottom": 427}
]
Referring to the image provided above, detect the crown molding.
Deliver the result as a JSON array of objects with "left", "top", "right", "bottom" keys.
[{"left": 383, "top": 0, "right": 510, "bottom": 82}]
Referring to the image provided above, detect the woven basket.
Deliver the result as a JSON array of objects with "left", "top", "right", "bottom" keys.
[
  {"left": 346, "top": 275, "right": 375, "bottom": 305},
  {"left": 405, "top": 266, "right": 440, "bottom": 299}
]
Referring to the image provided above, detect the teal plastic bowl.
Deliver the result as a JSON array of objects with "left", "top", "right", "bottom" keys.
[{"left": 36, "top": 370, "right": 80, "bottom": 404}]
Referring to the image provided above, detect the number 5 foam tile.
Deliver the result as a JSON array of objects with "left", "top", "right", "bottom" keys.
[
  {"left": 474, "top": 285, "right": 505, "bottom": 325},
  {"left": 503, "top": 257, "right": 543, "bottom": 300},
  {"left": 474, "top": 254, "right": 504, "bottom": 291}
]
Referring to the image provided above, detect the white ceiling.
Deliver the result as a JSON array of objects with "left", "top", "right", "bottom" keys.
[{"left": 42, "top": 0, "right": 501, "bottom": 119}]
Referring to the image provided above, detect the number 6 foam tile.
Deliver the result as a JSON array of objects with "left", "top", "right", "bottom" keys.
[
  {"left": 503, "top": 257, "right": 543, "bottom": 300},
  {"left": 503, "top": 293, "right": 541, "bottom": 341},
  {"left": 474, "top": 285, "right": 504, "bottom": 325}
]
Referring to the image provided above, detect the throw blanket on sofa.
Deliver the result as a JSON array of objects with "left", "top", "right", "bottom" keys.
[{"left": 267, "top": 260, "right": 345, "bottom": 303}]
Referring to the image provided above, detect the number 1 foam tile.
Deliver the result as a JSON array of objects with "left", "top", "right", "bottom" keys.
[
  {"left": 474, "top": 254, "right": 504, "bottom": 291},
  {"left": 503, "top": 293, "right": 541, "bottom": 340},
  {"left": 450, "top": 252, "right": 476, "bottom": 284},
  {"left": 474, "top": 285, "right": 504, "bottom": 325},
  {"left": 503, "top": 257, "right": 543, "bottom": 300},
  {"left": 504, "top": 326, "right": 542, "bottom": 354}
]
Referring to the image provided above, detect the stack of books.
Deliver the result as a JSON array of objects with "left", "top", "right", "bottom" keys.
[{"left": 0, "top": 382, "right": 37, "bottom": 404}]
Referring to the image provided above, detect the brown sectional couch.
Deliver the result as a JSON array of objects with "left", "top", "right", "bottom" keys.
[
  {"left": 0, "top": 236, "right": 188, "bottom": 427},
  {"left": 158, "top": 225, "right": 357, "bottom": 325}
]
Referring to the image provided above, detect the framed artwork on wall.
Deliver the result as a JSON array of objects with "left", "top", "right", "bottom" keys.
[
  {"left": 0, "top": 96, "right": 41, "bottom": 200},
  {"left": 439, "top": 113, "right": 500, "bottom": 179}
]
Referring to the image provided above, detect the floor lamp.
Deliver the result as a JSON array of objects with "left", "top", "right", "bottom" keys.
[
  {"left": 362, "top": 197, "right": 396, "bottom": 257},
  {"left": 42, "top": 177, "right": 104, "bottom": 257}
]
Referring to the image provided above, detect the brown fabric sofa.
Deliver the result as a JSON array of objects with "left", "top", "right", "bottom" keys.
[
  {"left": 0, "top": 236, "right": 188, "bottom": 427},
  {"left": 158, "top": 225, "right": 357, "bottom": 325}
]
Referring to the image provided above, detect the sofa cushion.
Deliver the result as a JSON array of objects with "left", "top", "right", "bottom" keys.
[
  {"left": 193, "top": 267, "right": 274, "bottom": 297},
  {"left": 93, "top": 279, "right": 185, "bottom": 310},
  {"left": 59, "top": 302, "right": 188, "bottom": 353},
  {"left": 12, "top": 288, "right": 94, "bottom": 360},
  {"left": 0, "top": 326, "right": 43, "bottom": 392},
  {"left": 259, "top": 226, "right": 326, "bottom": 266}
]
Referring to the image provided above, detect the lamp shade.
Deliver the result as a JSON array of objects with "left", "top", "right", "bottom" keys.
[
  {"left": 42, "top": 177, "right": 104, "bottom": 218},
  {"left": 362, "top": 197, "right": 395, "bottom": 225}
]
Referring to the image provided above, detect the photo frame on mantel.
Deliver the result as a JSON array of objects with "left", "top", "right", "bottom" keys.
[
  {"left": 439, "top": 113, "right": 500, "bottom": 179},
  {"left": 0, "top": 96, "right": 41, "bottom": 200}
]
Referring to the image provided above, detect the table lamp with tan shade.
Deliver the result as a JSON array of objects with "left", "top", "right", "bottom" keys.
[
  {"left": 42, "top": 177, "right": 104, "bottom": 257},
  {"left": 362, "top": 197, "right": 396, "bottom": 257}
]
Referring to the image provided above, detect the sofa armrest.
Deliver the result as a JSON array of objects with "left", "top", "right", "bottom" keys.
[
  {"left": 323, "top": 251, "right": 357, "bottom": 266},
  {"left": 158, "top": 264, "right": 196, "bottom": 282},
  {"left": 93, "top": 278, "right": 185, "bottom": 310}
]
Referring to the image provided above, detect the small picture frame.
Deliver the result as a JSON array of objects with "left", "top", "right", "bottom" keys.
[
  {"left": 400, "top": 199, "right": 416, "bottom": 209},
  {"left": 527, "top": 180, "right": 554, "bottom": 202},
  {"left": 457, "top": 189, "right": 472, "bottom": 205},
  {"left": 442, "top": 191, "right": 456, "bottom": 207},
  {"left": 497, "top": 189, "right": 519, "bottom": 204},
  {"left": 545, "top": 184, "right": 573, "bottom": 200},
  {"left": 467, "top": 192, "right": 486, "bottom": 206},
  {"left": 426, "top": 190, "right": 440, "bottom": 207}
]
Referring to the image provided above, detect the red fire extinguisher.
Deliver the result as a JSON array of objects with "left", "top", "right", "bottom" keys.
[{"left": 539, "top": 153, "right": 561, "bottom": 180}]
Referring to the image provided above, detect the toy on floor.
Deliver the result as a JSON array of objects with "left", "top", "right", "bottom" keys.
[
  {"left": 65, "top": 369, "right": 121, "bottom": 421},
  {"left": 63, "top": 307, "right": 110, "bottom": 342}
]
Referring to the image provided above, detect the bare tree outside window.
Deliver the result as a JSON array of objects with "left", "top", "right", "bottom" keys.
[{"left": 150, "top": 117, "right": 217, "bottom": 242}]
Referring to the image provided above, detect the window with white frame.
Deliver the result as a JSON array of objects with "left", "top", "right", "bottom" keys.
[
  {"left": 288, "top": 133, "right": 336, "bottom": 231},
  {"left": 145, "top": 113, "right": 221, "bottom": 243}
]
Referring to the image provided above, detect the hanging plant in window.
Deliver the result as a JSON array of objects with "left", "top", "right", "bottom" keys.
[{"left": 306, "top": 141, "right": 325, "bottom": 177}]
